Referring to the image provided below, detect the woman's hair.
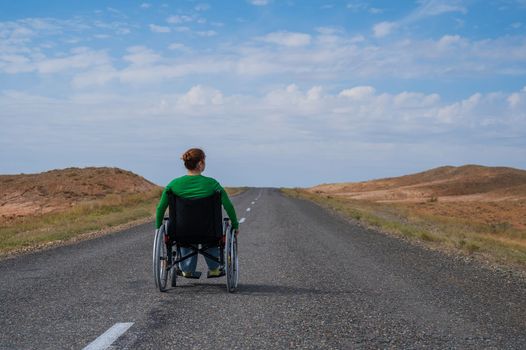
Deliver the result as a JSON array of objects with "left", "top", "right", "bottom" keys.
[{"left": 181, "top": 148, "right": 205, "bottom": 170}]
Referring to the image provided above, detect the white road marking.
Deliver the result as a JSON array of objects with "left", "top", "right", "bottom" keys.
[
  {"left": 255, "top": 190, "right": 262, "bottom": 201},
  {"left": 246, "top": 208, "right": 251, "bottom": 212},
  {"left": 251, "top": 201, "right": 255, "bottom": 205},
  {"left": 83, "top": 322, "right": 134, "bottom": 350},
  {"left": 239, "top": 217, "right": 246, "bottom": 224}
]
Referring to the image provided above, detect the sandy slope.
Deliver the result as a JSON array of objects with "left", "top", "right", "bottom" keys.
[
  {"left": 308, "top": 165, "right": 526, "bottom": 229},
  {"left": 0, "top": 167, "right": 160, "bottom": 221},
  {"left": 310, "top": 165, "right": 526, "bottom": 202}
]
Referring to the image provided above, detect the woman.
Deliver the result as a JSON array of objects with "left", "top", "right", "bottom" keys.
[{"left": 155, "top": 148, "right": 239, "bottom": 278}]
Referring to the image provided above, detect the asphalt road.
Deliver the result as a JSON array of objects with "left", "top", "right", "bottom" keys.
[{"left": 1, "top": 188, "right": 525, "bottom": 349}]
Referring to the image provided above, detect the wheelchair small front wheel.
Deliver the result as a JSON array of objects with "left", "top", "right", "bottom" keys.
[{"left": 152, "top": 226, "right": 169, "bottom": 292}]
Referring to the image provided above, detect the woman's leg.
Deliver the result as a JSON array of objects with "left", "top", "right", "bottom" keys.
[
  {"left": 203, "top": 246, "right": 221, "bottom": 270},
  {"left": 178, "top": 246, "right": 197, "bottom": 273}
]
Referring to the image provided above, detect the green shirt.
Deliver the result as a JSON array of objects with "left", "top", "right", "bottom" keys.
[{"left": 155, "top": 174, "right": 239, "bottom": 229}]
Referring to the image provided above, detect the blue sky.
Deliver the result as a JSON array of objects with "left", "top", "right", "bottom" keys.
[{"left": 1, "top": 0, "right": 525, "bottom": 187}]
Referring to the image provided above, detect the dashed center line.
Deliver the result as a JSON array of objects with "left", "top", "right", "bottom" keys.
[
  {"left": 239, "top": 217, "right": 246, "bottom": 224},
  {"left": 83, "top": 322, "right": 133, "bottom": 350},
  {"left": 251, "top": 201, "right": 255, "bottom": 205},
  {"left": 246, "top": 208, "right": 251, "bottom": 212}
]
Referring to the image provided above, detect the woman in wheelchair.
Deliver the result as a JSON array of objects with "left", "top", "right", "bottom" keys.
[{"left": 155, "top": 148, "right": 239, "bottom": 280}]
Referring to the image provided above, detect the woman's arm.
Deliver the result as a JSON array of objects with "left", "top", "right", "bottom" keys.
[
  {"left": 220, "top": 187, "right": 239, "bottom": 229},
  {"left": 155, "top": 188, "right": 169, "bottom": 229}
]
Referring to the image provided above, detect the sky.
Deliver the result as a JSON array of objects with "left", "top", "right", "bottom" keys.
[{"left": 0, "top": 0, "right": 525, "bottom": 187}]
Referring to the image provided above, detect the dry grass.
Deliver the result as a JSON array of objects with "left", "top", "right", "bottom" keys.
[
  {"left": 0, "top": 189, "right": 162, "bottom": 254},
  {"left": 0, "top": 185, "right": 245, "bottom": 256},
  {"left": 283, "top": 188, "right": 526, "bottom": 269},
  {"left": 225, "top": 187, "right": 248, "bottom": 197}
]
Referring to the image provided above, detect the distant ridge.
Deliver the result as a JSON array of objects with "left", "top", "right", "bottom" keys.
[
  {"left": 0, "top": 167, "right": 160, "bottom": 220},
  {"left": 310, "top": 165, "right": 526, "bottom": 202}
]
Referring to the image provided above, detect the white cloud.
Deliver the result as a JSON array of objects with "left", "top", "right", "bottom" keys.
[
  {"left": 249, "top": 0, "right": 270, "bottom": 6},
  {"left": 140, "top": 3, "right": 151, "bottom": 9},
  {"left": 168, "top": 42, "right": 191, "bottom": 52},
  {"left": 2, "top": 85, "right": 525, "bottom": 186},
  {"left": 437, "top": 34, "right": 463, "bottom": 49},
  {"left": 316, "top": 27, "right": 343, "bottom": 35},
  {"left": 149, "top": 24, "right": 170, "bottom": 33},
  {"left": 56, "top": 32, "right": 526, "bottom": 88},
  {"left": 260, "top": 31, "right": 311, "bottom": 47},
  {"left": 437, "top": 93, "right": 481, "bottom": 123},
  {"left": 196, "top": 30, "right": 217, "bottom": 37},
  {"left": 0, "top": 54, "right": 33, "bottom": 73},
  {"left": 174, "top": 26, "right": 191, "bottom": 33},
  {"left": 72, "top": 65, "right": 118, "bottom": 87},
  {"left": 507, "top": 87, "right": 526, "bottom": 108},
  {"left": 373, "top": 21, "right": 397, "bottom": 37},
  {"left": 339, "top": 86, "right": 376, "bottom": 99},
  {"left": 123, "top": 46, "right": 161, "bottom": 66},
  {"left": 178, "top": 85, "right": 224, "bottom": 106},
  {"left": 195, "top": 3, "right": 211, "bottom": 11},
  {"left": 373, "top": 0, "right": 467, "bottom": 37},
  {"left": 37, "top": 47, "right": 110, "bottom": 74},
  {"left": 166, "top": 15, "right": 194, "bottom": 24},
  {"left": 411, "top": 0, "right": 467, "bottom": 19},
  {"left": 369, "top": 7, "right": 384, "bottom": 14}
]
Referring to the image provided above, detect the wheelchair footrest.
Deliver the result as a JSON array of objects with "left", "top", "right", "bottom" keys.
[{"left": 207, "top": 267, "right": 225, "bottom": 278}]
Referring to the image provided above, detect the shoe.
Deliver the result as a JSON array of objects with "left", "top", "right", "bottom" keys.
[
  {"left": 207, "top": 268, "right": 225, "bottom": 278},
  {"left": 181, "top": 271, "right": 202, "bottom": 279}
]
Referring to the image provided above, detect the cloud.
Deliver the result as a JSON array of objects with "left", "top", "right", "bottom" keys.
[
  {"left": 347, "top": 1, "right": 368, "bottom": 11},
  {"left": 140, "top": 3, "right": 151, "bottom": 9},
  {"left": 149, "top": 24, "right": 170, "bottom": 33},
  {"left": 316, "top": 27, "right": 343, "bottom": 35},
  {"left": 35, "top": 47, "right": 110, "bottom": 74},
  {"left": 123, "top": 46, "right": 161, "bottom": 65},
  {"left": 166, "top": 15, "right": 194, "bottom": 24},
  {"left": 195, "top": 3, "right": 211, "bottom": 11},
  {"left": 249, "top": 0, "right": 270, "bottom": 6},
  {"left": 373, "top": 21, "right": 397, "bottom": 37},
  {"left": 260, "top": 31, "right": 311, "bottom": 47},
  {"left": 372, "top": 0, "right": 467, "bottom": 37},
  {"left": 196, "top": 30, "right": 217, "bottom": 37},
  {"left": 3, "top": 84, "right": 524, "bottom": 186},
  {"left": 178, "top": 85, "right": 224, "bottom": 106},
  {"left": 507, "top": 86, "right": 526, "bottom": 108},
  {"left": 64, "top": 31, "right": 526, "bottom": 88},
  {"left": 410, "top": 0, "right": 467, "bottom": 20},
  {"left": 168, "top": 42, "right": 191, "bottom": 52},
  {"left": 339, "top": 86, "right": 376, "bottom": 99}
]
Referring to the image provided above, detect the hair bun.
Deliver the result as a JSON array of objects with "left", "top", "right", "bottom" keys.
[{"left": 181, "top": 148, "right": 205, "bottom": 171}]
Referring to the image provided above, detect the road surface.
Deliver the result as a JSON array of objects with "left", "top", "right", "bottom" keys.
[{"left": 1, "top": 188, "right": 525, "bottom": 349}]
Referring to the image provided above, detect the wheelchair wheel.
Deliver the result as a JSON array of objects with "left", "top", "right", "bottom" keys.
[
  {"left": 225, "top": 228, "right": 239, "bottom": 293},
  {"left": 153, "top": 225, "right": 168, "bottom": 292}
]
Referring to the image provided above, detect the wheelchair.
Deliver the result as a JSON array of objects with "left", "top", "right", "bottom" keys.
[{"left": 152, "top": 191, "right": 239, "bottom": 293}]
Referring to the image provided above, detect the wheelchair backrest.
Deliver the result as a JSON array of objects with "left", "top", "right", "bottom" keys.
[{"left": 166, "top": 191, "right": 223, "bottom": 244}]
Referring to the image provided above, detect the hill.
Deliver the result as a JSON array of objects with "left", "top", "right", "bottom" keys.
[
  {"left": 0, "top": 167, "right": 160, "bottom": 222},
  {"left": 310, "top": 165, "right": 526, "bottom": 203}
]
